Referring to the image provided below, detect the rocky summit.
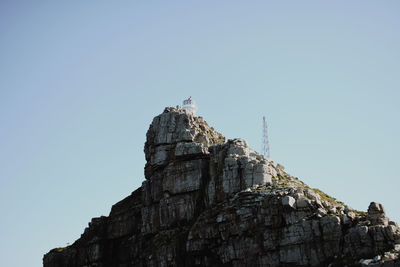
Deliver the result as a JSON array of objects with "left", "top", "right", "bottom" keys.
[{"left": 44, "top": 107, "right": 400, "bottom": 267}]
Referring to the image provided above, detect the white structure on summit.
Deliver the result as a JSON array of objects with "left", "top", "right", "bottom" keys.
[
  {"left": 182, "top": 96, "right": 197, "bottom": 115},
  {"left": 262, "top": 116, "right": 271, "bottom": 159}
]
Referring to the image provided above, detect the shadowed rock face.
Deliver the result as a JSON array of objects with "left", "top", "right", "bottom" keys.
[{"left": 43, "top": 107, "right": 400, "bottom": 267}]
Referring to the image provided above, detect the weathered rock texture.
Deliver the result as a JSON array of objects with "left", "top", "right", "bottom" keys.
[{"left": 44, "top": 107, "right": 400, "bottom": 267}]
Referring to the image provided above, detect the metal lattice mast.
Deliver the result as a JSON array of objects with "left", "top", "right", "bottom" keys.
[{"left": 262, "top": 116, "right": 271, "bottom": 159}]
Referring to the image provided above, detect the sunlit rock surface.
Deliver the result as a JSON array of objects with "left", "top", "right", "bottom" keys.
[{"left": 44, "top": 107, "right": 400, "bottom": 267}]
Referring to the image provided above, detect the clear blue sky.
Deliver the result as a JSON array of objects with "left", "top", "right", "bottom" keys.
[{"left": 1, "top": 1, "right": 399, "bottom": 266}]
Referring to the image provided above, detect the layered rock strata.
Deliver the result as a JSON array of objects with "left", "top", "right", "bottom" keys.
[{"left": 44, "top": 107, "right": 400, "bottom": 267}]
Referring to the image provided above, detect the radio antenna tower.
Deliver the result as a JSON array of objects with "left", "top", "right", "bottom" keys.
[{"left": 262, "top": 116, "right": 271, "bottom": 159}]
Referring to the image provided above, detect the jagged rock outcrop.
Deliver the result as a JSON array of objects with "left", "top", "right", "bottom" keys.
[{"left": 44, "top": 107, "right": 400, "bottom": 267}]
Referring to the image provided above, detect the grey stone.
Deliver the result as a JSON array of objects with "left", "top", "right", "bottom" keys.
[
  {"left": 296, "top": 197, "right": 312, "bottom": 208},
  {"left": 175, "top": 142, "right": 207, "bottom": 157},
  {"left": 162, "top": 160, "right": 204, "bottom": 194},
  {"left": 282, "top": 195, "right": 296, "bottom": 209},
  {"left": 360, "top": 258, "right": 374, "bottom": 265},
  {"left": 342, "top": 214, "right": 352, "bottom": 225},
  {"left": 374, "top": 255, "right": 382, "bottom": 262},
  {"left": 368, "top": 202, "right": 389, "bottom": 226},
  {"left": 44, "top": 107, "right": 400, "bottom": 267}
]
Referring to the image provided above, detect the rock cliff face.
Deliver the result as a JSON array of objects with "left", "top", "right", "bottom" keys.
[{"left": 44, "top": 107, "right": 400, "bottom": 267}]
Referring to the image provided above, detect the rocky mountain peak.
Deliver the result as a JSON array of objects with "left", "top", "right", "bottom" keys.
[
  {"left": 144, "top": 107, "right": 224, "bottom": 179},
  {"left": 44, "top": 108, "right": 400, "bottom": 267}
]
